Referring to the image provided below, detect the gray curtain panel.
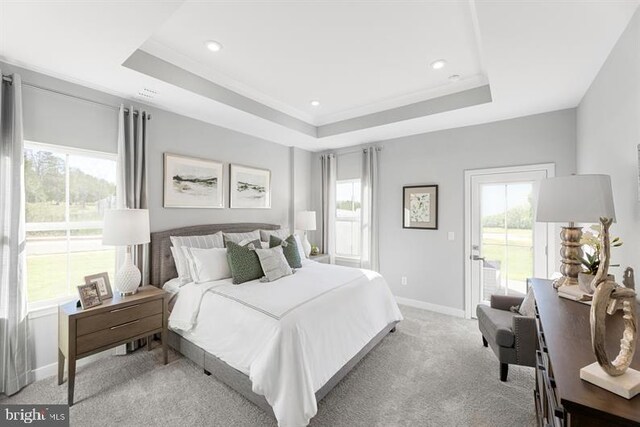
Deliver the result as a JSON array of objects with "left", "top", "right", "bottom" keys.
[
  {"left": 116, "top": 105, "right": 150, "bottom": 285},
  {"left": 320, "top": 153, "right": 336, "bottom": 263},
  {"left": 0, "top": 71, "right": 33, "bottom": 395},
  {"left": 361, "top": 147, "right": 380, "bottom": 271}
]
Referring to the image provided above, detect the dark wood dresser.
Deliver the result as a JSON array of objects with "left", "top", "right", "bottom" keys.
[{"left": 532, "top": 278, "right": 640, "bottom": 426}]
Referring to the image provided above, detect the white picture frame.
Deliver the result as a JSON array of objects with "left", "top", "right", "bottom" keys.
[
  {"left": 164, "top": 153, "right": 224, "bottom": 208},
  {"left": 229, "top": 164, "right": 271, "bottom": 209}
]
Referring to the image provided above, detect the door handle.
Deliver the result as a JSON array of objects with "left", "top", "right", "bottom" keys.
[{"left": 472, "top": 255, "right": 485, "bottom": 261}]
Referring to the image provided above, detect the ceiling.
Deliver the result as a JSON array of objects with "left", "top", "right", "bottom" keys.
[{"left": 0, "top": 0, "right": 638, "bottom": 151}]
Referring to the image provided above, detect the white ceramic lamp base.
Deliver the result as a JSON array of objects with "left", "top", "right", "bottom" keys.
[
  {"left": 115, "top": 250, "right": 141, "bottom": 296},
  {"left": 301, "top": 232, "right": 312, "bottom": 258},
  {"left": 580, "top": 362, "right": 640, "bottom": 399}
]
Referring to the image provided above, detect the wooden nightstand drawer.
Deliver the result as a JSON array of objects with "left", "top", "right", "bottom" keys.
[
  {"left": 77, "top": 299, "right": 163, "bottom": 336},
  {"left": 76, "top": 313, "right": 162, "bottom": 355}
]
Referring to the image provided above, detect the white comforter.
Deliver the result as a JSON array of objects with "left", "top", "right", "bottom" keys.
[{"left": 169, "top": 260, "right": 402, "bottom": 427}]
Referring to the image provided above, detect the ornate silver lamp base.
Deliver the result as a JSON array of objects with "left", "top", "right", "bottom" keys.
[{"left": 553, "top": 225, "right": 583, "bottom": 289}]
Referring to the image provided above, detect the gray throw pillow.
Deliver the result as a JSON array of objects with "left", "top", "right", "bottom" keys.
[
  {"left": 260, "top": 228, "right": 290, "bottom": 242},
  {"left": 255, "top": 246, "right": 293, "bottom": 282},
  {"left": 226, "top": 239, "right": 264, "bottom": 285},
  {"left": 518, "top": 286, "right": 536, "bottom": 317},
  {"left": 270, "top": 235, "right": 302, "bottom": 268},
  {"left": 223, "top": 230, "right": 260, "bottom": 247}
]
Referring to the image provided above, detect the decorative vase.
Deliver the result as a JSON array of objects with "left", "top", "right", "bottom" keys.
[{"left": 578, "top": 272, "right": 614, "bottom": 294}]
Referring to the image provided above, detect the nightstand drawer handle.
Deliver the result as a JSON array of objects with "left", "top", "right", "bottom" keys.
[
  {"left": 110, "top": 320, "right": 139, "bottom": 330},
  {"left": 110, "top": 304, "right": 141, "bottom": 313}
]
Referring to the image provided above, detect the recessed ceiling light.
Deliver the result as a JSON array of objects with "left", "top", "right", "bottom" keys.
[
  {"left": 430, "top": 59, "right": 447, "bottom": 70},
  {"left": 448, "top": 74, "right": 461, "bottom": 82},
  {"left": 310, "top": 100, "right": 320, "bottom": 107},
  {"left": 205, "top": 40, "right": 223, "bottom": 52}
]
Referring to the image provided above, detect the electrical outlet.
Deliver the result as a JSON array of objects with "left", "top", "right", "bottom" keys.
[
  {"left": 401, "top": 276, "right": 407, "bottom": 286},
  {"left": 448, "top": 231, "right": 455, "bottom": 241}
]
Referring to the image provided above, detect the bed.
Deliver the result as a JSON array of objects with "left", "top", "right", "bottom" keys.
[{"left": 149, "top": 223, "right": 402, "bottom": 427}]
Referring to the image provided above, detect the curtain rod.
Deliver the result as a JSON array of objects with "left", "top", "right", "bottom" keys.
[
  {"left": 2, "top": 74, "right": 151, "bottom": 119},
  {"left": 326, "top": 146, "right": 383, "bottom": 156}
]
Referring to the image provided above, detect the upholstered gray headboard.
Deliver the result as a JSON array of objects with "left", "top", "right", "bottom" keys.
[{"left": 149, "top": 223, "right": 281, "bottom": 287}]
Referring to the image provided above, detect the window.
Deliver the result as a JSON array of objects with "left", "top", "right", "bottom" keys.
[
  {"left": 335, "top": 179, "right": 361, "bottom": 258},
  {"left": 24, "top": 142, "right": 117, "bottom": 307}
]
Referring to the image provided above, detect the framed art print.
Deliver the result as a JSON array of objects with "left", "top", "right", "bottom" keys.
[
  {"left": 164, "top": 153, "right": 224, "bottom": 208},
  {"left": 403, "top": 185, "right": 438, "bottom": 230},
  {"left": 229, "top": 164, "right": 271, "bottom": 209}
]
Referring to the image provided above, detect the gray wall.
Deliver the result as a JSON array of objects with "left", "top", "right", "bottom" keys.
[
  {"left": 577, "top": 8, "right": 640, "bottom": 278},
  {"left": 312, "top": 109, "right": 577, "bottom": 311}
]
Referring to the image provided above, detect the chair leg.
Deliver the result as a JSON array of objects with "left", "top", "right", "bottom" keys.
[
  {"left": 482, "top": 336, "right": 488, "bottom": 347},
  {"left": 500, "top": 363, "right": 508, "bottom": 382}
]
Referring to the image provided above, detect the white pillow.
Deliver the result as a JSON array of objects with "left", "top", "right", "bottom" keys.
[
  {"left": 170, "top": 247, "right": 190, "bottom": 284},
  {"left": 293, "top": 233, "right": 307, "bottom": 260},
  {"left": 170, "top": 232, "right": 224, "bottom": 282},
  {"left": 260, "top": 228, "right": 290, "bottom": 242},
  {"left": 223, "top": 230, "right": 260, "bottom": 246},
  {"left": 183, "top": 247, "right": 231, "bottom": 283}
]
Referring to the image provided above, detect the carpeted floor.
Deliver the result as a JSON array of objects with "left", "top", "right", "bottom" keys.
[{"left": 1, "top": 306, "right": 536, "bottom": 426}]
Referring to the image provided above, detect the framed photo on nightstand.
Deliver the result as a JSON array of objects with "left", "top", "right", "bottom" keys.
[
  {"left": 84, "top": 272, "right": 113, "bottom": 299},
  {"left": 77, "top": 282, "right": 102, "bottom": 310}
]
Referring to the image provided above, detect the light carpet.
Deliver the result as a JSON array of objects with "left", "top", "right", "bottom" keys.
[{"left": 1, "top": 306, "right": 536, "bottom": 426}]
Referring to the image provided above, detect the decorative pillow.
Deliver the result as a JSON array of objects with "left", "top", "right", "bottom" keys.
[
  {"left": 223, "top": 230, "right": 260, "bottom": 247},
  {"left": 293, "top": 234, "right": 307, "bottom": 260},
  {"left": 226, "top": 240, "right": 264, "bottom": 284},
  {"left": 170, "top": 232, "right": 224, "bottom": 282},
  {"left": 260, "top": 228, "right": 290, "bottom": 242},
  {"left": 270, "top": 235, "right": 302, "bottom": 268},
  {"left": 255, "top": 246, "right": 293, "bottom": 282},
  {"left": 183, "top": 247, "right": 231, "bottom": 283},
  {"left": 518, "top": 286, "right": 536, "bottom": 317},
  {"left": 170, "top": 247, "right": 190, "bottom": 284}
]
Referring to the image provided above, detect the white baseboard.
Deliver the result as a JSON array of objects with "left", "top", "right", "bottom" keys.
[
  {"left": 32, "top": 349, "right": 116, "bottom": 382},
  {"left": 395, "top": 296, "right": 466, "bottom": 318}
]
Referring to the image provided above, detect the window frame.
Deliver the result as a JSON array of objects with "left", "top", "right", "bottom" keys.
[
  {"left": 335, "top": 178, "right": 362, "bottom": 259},
  {"left": 24, "top": 141, "right": 117, "bottom": 311}
]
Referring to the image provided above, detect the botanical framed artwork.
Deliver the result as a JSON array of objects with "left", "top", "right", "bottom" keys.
[
  {"left": 77, "top": 282, "right": 102, "bottom": 309},
  {"left": 229, "top": 164, "right": 271, "bottom": 209},
  {"left": 164, "top": 153, "right": 224, "bottom": 208},
  {"left": 84, "top": 272, "right": 112, "bottom": 299},
  {"left": 403, "top": 185, "right": 438, "bottom": 230}
]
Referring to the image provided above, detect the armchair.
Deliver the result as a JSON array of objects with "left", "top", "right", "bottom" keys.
[{"left": 476, "top": 294, "right": 537, "bottom": 381}]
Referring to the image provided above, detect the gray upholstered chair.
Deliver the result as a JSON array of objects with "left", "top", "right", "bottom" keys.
[{"left": 476, "top": 295, "right": 537, "bottom": 381}]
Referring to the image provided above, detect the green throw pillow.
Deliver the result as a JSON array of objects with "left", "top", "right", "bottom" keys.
[
  {"left": 269, "top": 235, "right": 302, "bottom": 269},
  {"left": 226, "top": 240, "right": 264, "bottom": 284}
]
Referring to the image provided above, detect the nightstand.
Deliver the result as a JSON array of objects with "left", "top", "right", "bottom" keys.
[
  {"left": 309, "top": 253, "right": 330, "bottom": 264},
  {"left": 58, "top": 285, "right": 168, "bottom": 405}
]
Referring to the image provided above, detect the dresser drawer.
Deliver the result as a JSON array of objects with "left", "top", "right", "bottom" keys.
[
  {"left": 76, "top": 313, "right": 162, "bottom": 355},
  {"left": 77, "top": 299, "right": 163, "bottom": 336}
]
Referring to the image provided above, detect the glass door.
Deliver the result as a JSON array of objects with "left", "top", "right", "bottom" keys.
[{"left": 465, "top": 165, "right": 554, "bottom": 317}]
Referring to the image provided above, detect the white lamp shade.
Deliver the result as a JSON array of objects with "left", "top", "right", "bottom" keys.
[
  {"left": 296, "top": 211, "right": 317, "bottom": 231},
  {"left": 536, "top": 175, "right": 616, "bottom": 223},
  {"left": 102, "top": 209, "right": 150, "bottom": 246}
]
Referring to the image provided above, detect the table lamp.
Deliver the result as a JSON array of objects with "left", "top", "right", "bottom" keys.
[
  {"left": 296, "top": 211, "right": 317, "bottom": 258},
  {"left": 103, "top": 209, "right": 150, "bottom": 296},
  {"left": 536, "top": 175, "right": 615, "bottom": 289}
]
